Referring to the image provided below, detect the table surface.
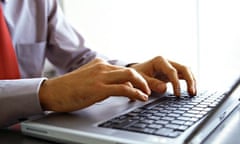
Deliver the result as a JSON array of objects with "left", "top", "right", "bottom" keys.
[{"left": 1, "top": 105, "right": 240, "bottom": 144}]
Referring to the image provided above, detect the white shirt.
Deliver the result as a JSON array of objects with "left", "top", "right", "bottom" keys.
[{"left": 0, "top": 0, "right": 128, "bottom": 127}]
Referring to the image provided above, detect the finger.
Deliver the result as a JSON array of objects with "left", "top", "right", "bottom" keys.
[
  {"left": 153, "top": 57, "right": 181, "bottom": 96},
  {"left": 170, "top": 61, "right": 197, "bottom": 96},
  {"left": 104, "top": 68, "right": 151, "bottom": 95},
  {"left": 144, "top": 75, "right": 167, "bottom": 94},
  {"left": 188, "top": 71, "right": 197, "bottom": 96},
  {"left": 106, "top": 84, "right": 149, "bottom": 102},
  {"left": 167, "top": 68, "right": 181, "bottom": 97},
  {"left": 124, "top": 82, "right": 136, "bottom": 101}
]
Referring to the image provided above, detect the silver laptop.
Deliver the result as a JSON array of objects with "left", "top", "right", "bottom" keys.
[{"left": 21, "top": 76, "right": 240, "bottom": 144}]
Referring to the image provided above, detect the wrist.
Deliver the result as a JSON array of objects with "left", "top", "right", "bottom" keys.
[{"left": 39, "top": 79, "right": 51, "bottom": 111}]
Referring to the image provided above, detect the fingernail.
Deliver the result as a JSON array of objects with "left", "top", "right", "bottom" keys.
[
  {"left": 141, "top": 93, "right": 148, "bottom": 101},
  {"left": 143, "top": 94, "right": 148, "bottom": 101},
  {"left": 137, "top": 90, "right": 149, "bottom": 101}
]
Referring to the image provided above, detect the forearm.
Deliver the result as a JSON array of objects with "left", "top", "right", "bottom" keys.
[{"left": 0, "top": 78, "right": 46, "bottom": 127}]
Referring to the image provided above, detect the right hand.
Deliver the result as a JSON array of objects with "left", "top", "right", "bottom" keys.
[{"left": 39, "top": 58, "right": 151, "bottom": 112}]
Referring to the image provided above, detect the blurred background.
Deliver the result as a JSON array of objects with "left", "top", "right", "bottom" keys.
[{"left": 48, "top": 0, "right": 240, "bottom": 88}]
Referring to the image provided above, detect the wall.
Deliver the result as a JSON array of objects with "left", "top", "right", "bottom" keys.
[
  {"left": 63, "top": 0, "right": 198, "bottom": 75},
  {"left": 62, "top": 0, "right": 240, "bottom": 88},
  {"left": 198, "top": 0, "right": 240, "bottom": 87}
]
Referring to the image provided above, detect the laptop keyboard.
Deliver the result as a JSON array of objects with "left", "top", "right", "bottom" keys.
[{"left": 99, "top": 91, "right": 225, "bottom": 138}]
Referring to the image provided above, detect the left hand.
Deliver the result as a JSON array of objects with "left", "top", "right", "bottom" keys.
[{"left": 129, "top": 56, "right": 197, "bottom": 96}]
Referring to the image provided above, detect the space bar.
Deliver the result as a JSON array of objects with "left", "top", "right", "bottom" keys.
[{"left": 111, "top": 119, "right": 138, "bottom": 129}]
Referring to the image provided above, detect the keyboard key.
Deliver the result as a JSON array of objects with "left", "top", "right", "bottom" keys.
[
  {"left": 171, "top": 104, "right": 182, "bottom": 108},
  {"left": 99, "top": 90, "right": 222, "bottom": 138},
  {"left": 192, "top": 107, "right": 204, "bottom": 111},
  {"left": 147, "top": 124, "right": 163, "bottom": 129},
  {"left": 161, "top": 110, "right": 172, "bottom": 114},
  {"left": 140, "top": 119, "right": 154, "bottom": 124},
  {"left": 127, "top": 112, "right": 140, "bottom": 117},
  {"left": 197, "top": 104, "right": 208, "bottom": 108},
  {"left": 189, "top": 117, "right": 199, "bottom": 122},
  {"left": 140, "top": 113, "right": 152, "bottom": 117},
  {"left": 188, "top": 102, "right": 199, "bottom": 105},
  {"left": 209, "top": 102, "right": 218, "bottom": 108},
  {"left": 148, "top": 110, "right": 159, "bottom": 114},
  {"left": 177, "top": 125, "right": 189, "bottom": 131},
  {"left": 111, "top": 119, "right": 137, "bottom": 128},
  {"left": 143, "top": 103, "right": 159, "bottom": 110},
  {"left": 183, "top": 105, "right": 194, "bottom": 108},
  {"left": 132, "top": 108, "right": 144, "bottom": 113},
  {"left": 168, "top": 113, "right": 181, "bottom": 117},
  {"left": 177, "top": 116, "right": 191, "bottom": 121},
  {"left": 111, "top": 118, "right": 126, "bottom": 124},
  {"left": 155, "top": 120, "right": 169, "bottom": 125},
  {"left": 127, "top": 126, "right": 155, "bottom": 134},
  {"left": 165, "top": 107, "right": 178, "bottom": 111},
  {"left": 203, "top": 107, "right": 212, "bottom": 112},
  {"left": 179, "top": 107, "right": 190, "bottom": 111},
  {"left": 165, "top": 124, "right": 180, "bottom": 129},
  {"left": 168, "top": 131, "right": 182, "bottom": 138},
  {"left": 183, "top": 113, "right": 197, "bottom": 118},
  {"left": 153, "top": 113, "right": 166, "bottom": 117},
  {"left": 184, "top": 121, "right": 194, "bottom": 126},
  {"left": 148, "top": 116, "right": 160, "bottom": 120},
  {"left": 161, "top": 116, "right": 175, "bottom": 121},
  {"left": 171, "top": 120, "right": 186, "bottom": 125},
  {"left": 100, "top": 122, "right": 112, "bottom": 127},
  {"left": 154, "top": 128, "right": 174, "bottom": 136},
  {"left": 173, "top": 110, "right": 185, "bottom": 114},
  {"left": 199, "top": 111, "right": 208, "bottom": 115},
  {"left": 132, "top": 123, "right": 147, "bottom": 128},
  {"left": 188, "top": 110, "right": 201, "bottom": 114}
]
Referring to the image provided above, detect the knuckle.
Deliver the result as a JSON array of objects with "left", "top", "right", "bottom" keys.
[
  {"left": 153, "top": 56, "right": 165, "bottom": 63},
  {"left": 125, "top": 68, "right": 137, "bottom": 77},
  {"left": 168, "top": 67, "right": 177, "bottom": 75},
  {"left": 180, "top": 64, "right": 189, "bottom": 71},
  {"left": 94, "top": 58, "right": 104, "bottom": 63},
  {"left": 95, "top": 63, "right": 107, "bottom": 71},
  {"left": 118, "top": 85, "right": 130, "bottom": 93}
]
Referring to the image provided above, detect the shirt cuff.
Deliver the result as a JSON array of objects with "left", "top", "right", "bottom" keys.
[{"left": 0, "top": 78, "right": 47, "bottom": 127}]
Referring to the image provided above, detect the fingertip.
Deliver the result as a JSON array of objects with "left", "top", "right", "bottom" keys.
[
  {"left": 157, "top": 83, "right": 167, "bottom": 93},
  {"left": 188, "top": 82, "right": 197, "bottom": 96},
  {"left": 129, "top": 88, "right": 149, "bottom": 102},
  {"left": 189, "top": 87, "right": 197, "bottom": 96},
  {"left": 175, "top": 92, "right": 181, "bottom": 97},
  {"left": 140, "top": 92, "right": 149, "bottom": 101},
  {"left": 174, "top": 87, "right": 181, "bottom": 97},
  {"left": 141, "top": 94, "right": 149, "bottom": 101},
  {"left": 144, "top": 85, "right": 151, "bottom": 96}
]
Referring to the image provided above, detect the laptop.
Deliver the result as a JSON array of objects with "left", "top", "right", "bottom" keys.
[{"left": 21, "top": 76, "right": 240, "bottom": 144}]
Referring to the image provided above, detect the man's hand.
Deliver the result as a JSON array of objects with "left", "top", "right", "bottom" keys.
[
  {"left": 39, "top": 58, "right": 151, "bottom": 112},
  {"left": 130, "top": 56, "right": 197, "bottom": 97},
  {"left": 39, "top": 56, "right": 196, "bottom": 112}
]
